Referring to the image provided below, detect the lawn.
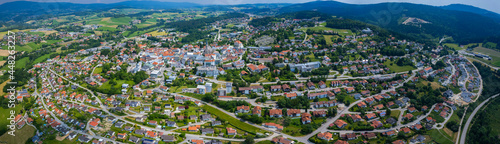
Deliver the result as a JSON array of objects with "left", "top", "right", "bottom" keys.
[
  {"left": 201, "top": 105, "right": 267, "bottom": 135},
  {"left": 93, "top": 67, "right": 102, "bottom": 74},
  {"left": 0, "top": 126, "right": 36, "bottom": 144},
  {"left": 383, "top": 60, "right": 416, "bottom": 73}
]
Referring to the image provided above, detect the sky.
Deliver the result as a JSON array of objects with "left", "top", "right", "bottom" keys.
[{"left": 2, "top": 0, "right": 499, "bottom": 14}]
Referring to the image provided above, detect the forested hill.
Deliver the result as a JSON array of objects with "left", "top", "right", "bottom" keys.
[
  {"left": 278, "top": 1, "right": 500, "bottom": 43},
  {"left": 440, "top": 4, "right": 500, "bottom": 23},
  {"left": 0, "top": 1, "right": 200, "bottom": 21}
]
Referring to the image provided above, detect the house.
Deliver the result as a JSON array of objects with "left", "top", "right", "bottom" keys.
[
  {"left": 317, "top": 132, "right": 333, "bottom": 140},
  {"left": 366, "top": 113, "right": 377, "bottom": 120},
  {"left": 318, "top": 81, "right": 327, "bottom": 88},
  {"left": 357, "top": 102, "right": 367, "bottom": 108},
  {"left": 334, "top": 119, "right": 348, "bottom": 128},
  {"left": 117, "top": 133, "right": 127, "bottom": 139},
  {"left": 161, "top": 135, "right": 176, "bottom": 142},
  {"left": 363, "top": 132, "right": 377, "bottom": 139},
  {"left": 286, "top": 93, "right": 298, "bottom": 99},
  {"left": 287, "top": 109, "right": 301, "bottom": 117},
  {"left": 263, "top": 123, "right": 283, "bottom": 130},
  {"left": 252, "top": 106, "right": 262, "bottom": 116},
  {"left": 67, "top": 132, "right": 78, "bottom": 140},
  {"left": 334, "top": 140, "right": 348, "bottom": 144},
  {"left": 401, "top": 127, "right": 411, "bottom": 133},
  {"left": 201, "top": 128, "right": 214, "bottom": 134},
  {"left": 226, "top": 127, "right": 237, "bottom": 135},
  {"left": 383, "top": 130, "right": 397, "bottom": 136},
  {"left": 307, "top": 82, "right": 316, "bottom": 90},
  {"left": 236, "top": 105, "right": 250, "bottom": 113},
  {"left": 271, "top": 85, "right": 282, "bottom": 92},
  {"left": 191, "top": 139, "right": 205, "bottom": 144},
  {"left": 341, "top": 133, "right": 358, "bottom": 140},
  {"left": 212, "top": 121, "right": 221, "bottom": 126},
  {"left": 206, "top": 140, "right": 223, "bottom": 144},
  {"left": 272, "top": 137, "right": 294, "bottom": 144},
  {"left": 78, "top": 135, "right": 91, "bottom": 143},
  {"left": 393, "top": 140, "right": 406, "bottom": 144},
  {"left": 371, "top": 120, "right": 384, "bottom": 128},
  {"left": 345, "top": 87, "right": 355, "bottom": 93},
  {"left": 404, "top": 114, "right": 414, "bottom": 120},
  {"left": 312, "top": 110, "right": 327, "bottom": 117},
  {"left": 269, "top": 109, "right": 283, "bottom": 118},
  {"left": 200, "top": 114, "right": 213, "bottom": 121},
  {"left": 301, "top": 113, "right": 312, "bottom": 124},
  {"left": 166, "top": 121, "right": 176, "bottom": 127}
]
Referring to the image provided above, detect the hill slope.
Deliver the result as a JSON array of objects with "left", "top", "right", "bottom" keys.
[{"left": 278, "top": 1, "right": 500, "bottom": 43}]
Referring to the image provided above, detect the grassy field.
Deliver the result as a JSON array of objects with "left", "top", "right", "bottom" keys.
[
  {"left": 323, "top": 35, "right": 337, "bottom": 45},
  {"left": 33, "top": 53, "right": 52, "bottom": 64},
  {"left": 93, "top": 67, "right": 102, "bottom": 74},
  {"left": 299, "top": 26, "right": 353, "bottom": 36},
  {"left": 201, "top": 105, "right": 267, "bottom": 134},
  {"left": 428, "top": 129, "right": 454, "bottom": 144},
  {"left": 305, "top": 54, "right": 321, "bottom": 62},
  {"left": 0, "top": 106, "right": 24, "bottom": 135},
  {"left": 0, "top": 80, "right": 9, "bottom": 96},
  {"left": 390, "top": 110, "right": 401, "bottom": 119},
  {"left": 147, "top": 30, "right": 168, "bottom": 36},
  {"left": 383, "top": 60, "right": 416, "bottom": 73},
  {"left": 470, "top": 47, "right": 500, "bottom": 67},
  {"left": 0, "top": 126, "right": 36, "bottom": 144},
  {"left": 98, "top": 80, "right": 135, "bottom": 90},
  {"left": 1, "top": 57, "right": 29, "bottom": 70},
  {"left": 443, "top": 43, "right": 465, "bottom": 50},
  {"left": 418, "top": 81, "right": 445, "bottom": 90}
]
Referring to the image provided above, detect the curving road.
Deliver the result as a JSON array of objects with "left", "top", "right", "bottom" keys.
[{"left": 459, "top": 93, "right": 499, "bottom": 144}]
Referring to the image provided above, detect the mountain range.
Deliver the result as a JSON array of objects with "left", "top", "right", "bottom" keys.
[{"left": 277, "top": 1, "right": 500, "bottom": 43}]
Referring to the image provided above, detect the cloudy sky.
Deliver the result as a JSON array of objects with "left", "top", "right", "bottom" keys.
[{"left": 2, "top": 0, "right": 500, "bottom": 13}]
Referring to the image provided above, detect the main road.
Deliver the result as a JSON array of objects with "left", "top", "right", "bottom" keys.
[{"left": 459, "top": 93, "right": 499, "bottom": 144}]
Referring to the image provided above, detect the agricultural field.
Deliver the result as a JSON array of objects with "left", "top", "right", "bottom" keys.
[{"left": 470, "top": 47, "right": 500, "bottom": 67}]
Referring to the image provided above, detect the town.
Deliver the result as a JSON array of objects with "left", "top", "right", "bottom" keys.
[{"left": 0, "top": 1, "right": 499, "bottom": 144}]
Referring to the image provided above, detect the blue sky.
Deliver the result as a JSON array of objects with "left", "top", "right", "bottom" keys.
[{"left": 2, "top": 0, "right": 500, "bottom": 14}]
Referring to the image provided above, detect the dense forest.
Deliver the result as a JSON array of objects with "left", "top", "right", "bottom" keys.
[{"left": 248, "top": 17, "right": 276, "bottom": 27}]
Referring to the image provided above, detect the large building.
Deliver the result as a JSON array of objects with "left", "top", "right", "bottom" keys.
[
  {"left": 289, "top": 61, "right": 321, "bottom": 72},
  {"left": 196, "top": 66, "right": 219, "bottom": 77}
]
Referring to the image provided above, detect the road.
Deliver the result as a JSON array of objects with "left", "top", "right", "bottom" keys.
[{"left": 459, "top": 93, "right": 500, "bottom": 144}]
